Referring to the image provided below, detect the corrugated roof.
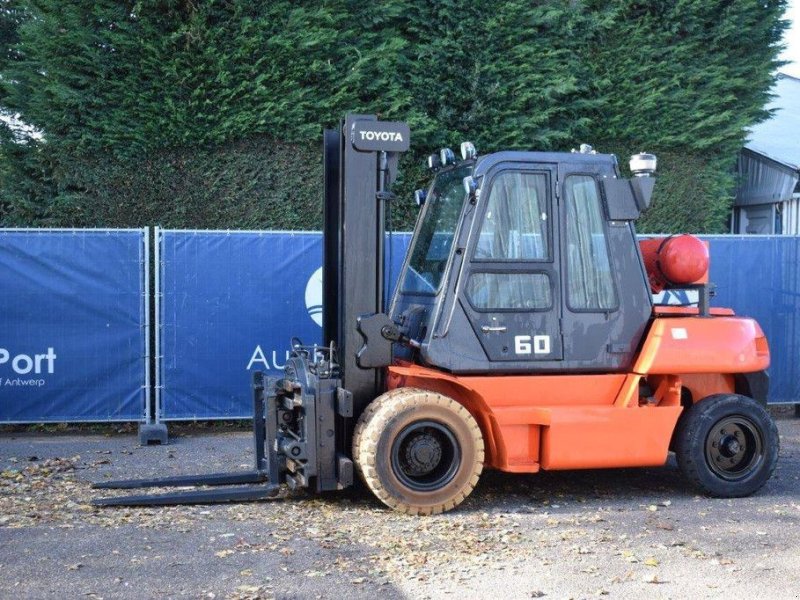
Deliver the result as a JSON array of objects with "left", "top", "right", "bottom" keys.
[{"left": 745, "top": 73, "right": 800, "bottom": 171}]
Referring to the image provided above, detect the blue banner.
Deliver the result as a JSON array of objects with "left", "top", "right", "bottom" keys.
[
  {"left": 158, "top": 231, "right": 412, "bottom": 420},
  {"left": 3, "top": 230, "right": 793, "bottom": 423},
  {"left": 158, "top": 231, "right": 322, "bottom": 419},
  {"left": 705, "top": 236, "right": 800, "bottom": 404},
  {"left": 0, "top": 230, "right": 147, "bottom": 422}
]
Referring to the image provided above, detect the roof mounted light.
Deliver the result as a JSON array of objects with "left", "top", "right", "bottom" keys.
[
  {"left": 414, "top": 189, "right": 427, "bottom": 206},
  {"left": 427, "top": 153, "right": 442, "bottom": 171},
  {"left": 460, "top": 141, "right": 477, "bottom": 160},
  {"left": 439, "top": 147, "right": 456, "bottom": 166},
  {"left": 630, "top": 152, "right": 657, "bottom": 177},
  {"left": 571, "top": 143, "right": 596, "bottom": 154}
]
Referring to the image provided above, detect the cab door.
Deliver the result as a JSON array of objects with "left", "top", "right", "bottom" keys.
[{"left": 461, "top": 164, "right": 563, "bottom": 362}]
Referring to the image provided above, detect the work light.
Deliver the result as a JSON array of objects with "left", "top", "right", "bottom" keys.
[
  {"left": 427, "top": 153, "right": 442, "bottom": 171},
  {"left": 439, "top": 148, "right": 456, "bottom": 166},
  {"left": 460, "top": 142, "right": 477, "bottom": 160},
  {"left": 630, "top": 153, "right": 657, "bottom": 176},
  {"left": 414, "top": 189, "right": 427, "bottom": 206}
]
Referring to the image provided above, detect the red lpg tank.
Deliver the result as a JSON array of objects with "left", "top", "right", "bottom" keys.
[{"left": 638, "top": 235, "right": 709, "bottom": 293}]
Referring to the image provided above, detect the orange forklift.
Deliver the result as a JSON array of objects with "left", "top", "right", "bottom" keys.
[{"left": 95, "top": 115, "right": 778, "bottom": 514}]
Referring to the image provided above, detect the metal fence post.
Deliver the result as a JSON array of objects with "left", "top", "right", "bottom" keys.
[
  {"left": 144, "top": 227, "right": 151, "bottom": 423},
  {"left": 155, "top": 226, "right": 162, "bottom": 424},
  {"left": 138, "top": 226, "right": 168, "bottom": 445}
]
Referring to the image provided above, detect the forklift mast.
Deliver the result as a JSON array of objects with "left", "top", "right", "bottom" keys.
[{"left": 322, "top": 114, "right": 409, "bottom": 413}]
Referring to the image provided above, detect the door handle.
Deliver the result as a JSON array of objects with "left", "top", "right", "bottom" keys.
[{"left": 480, "top": 325, "right": 507, "bottom": 333}]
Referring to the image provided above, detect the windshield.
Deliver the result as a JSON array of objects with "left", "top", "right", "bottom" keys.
[{"left": 399, "top": 164, "right": 472, "bottom": 294}]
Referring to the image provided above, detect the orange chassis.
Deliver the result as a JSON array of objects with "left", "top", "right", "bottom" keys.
[{"left": 386, "top": 306, "right": 769, "bottom": 474}]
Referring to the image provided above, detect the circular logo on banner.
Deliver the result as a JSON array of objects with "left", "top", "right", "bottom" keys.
[{"left": 305, "top": 267, "right": 323, "bottom": 327}]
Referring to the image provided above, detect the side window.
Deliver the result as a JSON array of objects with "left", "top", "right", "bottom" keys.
[
  {"left": 466, "top": 272, "right": 552, "bottom": 310},
  {"left": 475, "top": 171, "right": 549, "bottom": 260},
  {"left": 564, "top": 175, "right": 617, "bottom": 311}
]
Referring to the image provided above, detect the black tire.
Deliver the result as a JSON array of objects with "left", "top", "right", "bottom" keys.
[
  {"left": 674, "top": 394, "right": 779, "bottom": 497},
  {"left": 352, "top": 388, "right": 484, "bottom": 515}
]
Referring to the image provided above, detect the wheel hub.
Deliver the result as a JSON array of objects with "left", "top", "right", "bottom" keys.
[
  {"left": 403, "top": 433, "right": 443, "bottom": 476},
  {"left": 705, "top": 415, "right": 764, "bottom": 481},
  {"left": 721, "top": 436, "right": 741, "bottom": 457},
  {"left": 390, "top": 420, "right": 461, "bottom": 492}
]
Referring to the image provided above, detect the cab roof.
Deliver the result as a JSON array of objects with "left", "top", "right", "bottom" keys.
[{"left": 472, "top": 150, "right": 619, "bottom": 178}]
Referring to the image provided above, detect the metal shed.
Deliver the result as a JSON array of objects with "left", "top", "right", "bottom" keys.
[{"left": 734, "top": 73, "right": 800, "bottom": 234}]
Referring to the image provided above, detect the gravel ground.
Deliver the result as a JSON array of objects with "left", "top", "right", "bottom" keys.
[{"left": 1, "top": 410, "right": 799, "bottom": 600}]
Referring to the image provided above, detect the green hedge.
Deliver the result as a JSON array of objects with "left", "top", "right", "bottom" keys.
[
  {"left": 0, "top": 1, "right": 787, "bottom": 233},
  {"left": 0, "top": 136, "right": 730, "bottom": 234}
]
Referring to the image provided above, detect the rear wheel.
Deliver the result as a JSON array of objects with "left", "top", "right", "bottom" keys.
[
  {"left": 353, "top": 388, "right": 484, "bottom": 515},
  {"left": 674, "top": 394, "right": 778, "bottom": 497}
]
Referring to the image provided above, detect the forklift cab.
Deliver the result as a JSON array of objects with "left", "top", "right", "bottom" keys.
[{"left": 391, "top": 149, "right": 654, "bottom": 374}]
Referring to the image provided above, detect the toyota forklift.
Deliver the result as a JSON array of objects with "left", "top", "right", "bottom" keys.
[{"left": 95, "top": 114, "right": 778, "bottom": 514}]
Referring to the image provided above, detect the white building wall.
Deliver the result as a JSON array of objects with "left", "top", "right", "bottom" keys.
[{"left": 782, "top": 196, "right": 800, "bottom": 235}]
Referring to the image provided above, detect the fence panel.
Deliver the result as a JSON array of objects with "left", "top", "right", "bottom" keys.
[
  {"left": 157, "top": 230, "right": 411, "bottom": 420},
  {"left": 157, "top": 231, "right": 322, "bottom": 419},
  {"left": 0, "top": 229, "right": 149, "bottom": 422},
  {"left": 705, "top": 235, "right": 800, "bottom": 404}
]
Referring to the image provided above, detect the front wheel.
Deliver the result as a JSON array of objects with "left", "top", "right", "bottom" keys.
[
  {"left": 674, "top": 394, "right": 779, "bottom": 497},
  {"left": 352, "top": 388, "right": 484, "bottom": 515}
]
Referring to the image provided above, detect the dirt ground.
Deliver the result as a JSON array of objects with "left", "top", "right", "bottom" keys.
[{"left": 1, "top": 410, "right": 799, "bottom": 600}]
